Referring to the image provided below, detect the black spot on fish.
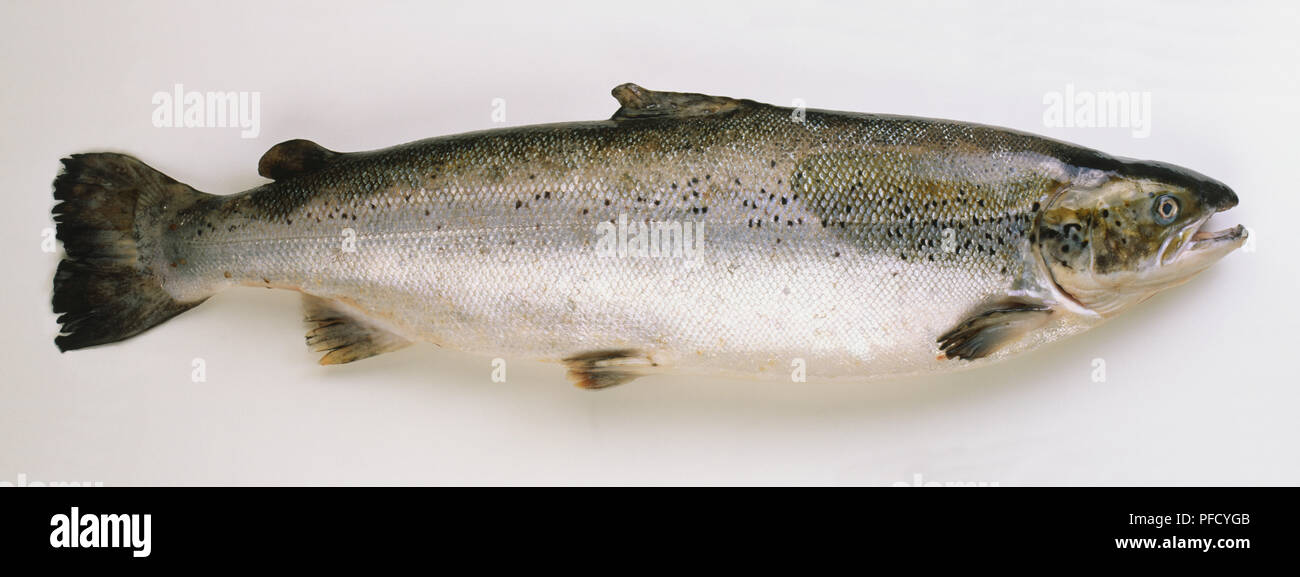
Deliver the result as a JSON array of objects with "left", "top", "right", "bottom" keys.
[{"left": 515, "top": 200, "right": 522, "bottom": 209}]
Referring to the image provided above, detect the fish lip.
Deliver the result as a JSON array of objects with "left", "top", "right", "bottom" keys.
[
  {"left": 1159, "top": 206, "right": 1244, "bottom": 265},
  {"left": 1187, "top": 206, "right": 1247, "bottom": 251},
  {"left": 1191, "top": 223, "right": 1246, "bottom": 244}
]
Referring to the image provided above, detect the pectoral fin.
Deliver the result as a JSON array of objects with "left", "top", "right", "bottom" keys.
[
  {"left": 937, "top": 301, "right": 1054, "bottom": 361},
  {"left": 303, "top": 295, "right": 412, "bottom": 365},
  {"left": 562, "top": 349, "right": 657, "bottom": 389}
]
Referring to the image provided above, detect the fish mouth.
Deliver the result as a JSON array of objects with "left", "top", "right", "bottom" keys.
[
  {"left": 1191, "top": 223, "right": 1246, "bottom": 245},
  {"left": 1187, "top": 212, "right": 1247, "bottom": 252},
  {"left": 1160, "top": 207, "right": 1246, "bottom": 265}
]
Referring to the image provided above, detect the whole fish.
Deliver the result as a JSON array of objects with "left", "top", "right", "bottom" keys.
[{"left": 51, "top": 83, "right": 1245, "bottom": 387}]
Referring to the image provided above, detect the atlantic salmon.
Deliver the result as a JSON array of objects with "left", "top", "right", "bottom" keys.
[{"left": 50, "top": 83, "right": 1246, "bottom": 387}]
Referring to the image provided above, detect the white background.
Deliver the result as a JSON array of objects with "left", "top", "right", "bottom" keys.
[{"left": 1, "top": 0, "right": 1296, "bottom": 485}]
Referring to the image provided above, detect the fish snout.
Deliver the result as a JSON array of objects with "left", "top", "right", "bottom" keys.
[{"left": 1200, "top": 179, "right": 1238, "bottom": 211}]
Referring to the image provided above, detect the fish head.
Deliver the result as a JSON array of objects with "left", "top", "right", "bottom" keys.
[{"left": 1037, "top": 159, "right": 1245, "bottom": 317}]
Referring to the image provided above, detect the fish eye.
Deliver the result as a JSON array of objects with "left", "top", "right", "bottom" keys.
[{"left": 1153, "top": 194, "right": 1179, "bottom": 225}]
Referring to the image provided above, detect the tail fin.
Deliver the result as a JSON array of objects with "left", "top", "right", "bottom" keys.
[{"left": 51, "top": 153, "right": 212, "bottom": 352}]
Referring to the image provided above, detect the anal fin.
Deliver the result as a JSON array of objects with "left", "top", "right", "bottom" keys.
[
  {"left": 562, "top": 349, "right": 657, "bottom": 389},
  {"left": 937, "top": 301, "right": 1054, "bottom": 361},
  {"left": 303, "top": 295, "right": 412, "bottom": 365}
]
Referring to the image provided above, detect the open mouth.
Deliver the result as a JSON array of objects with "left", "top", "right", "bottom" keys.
[
  {"left": 1161, "top": 208, "right": 1246, "bottom": 265},
  {"left": 1188, "top": 208, "right": 1247, "bottom": 251},
  {"left": 1192, "top": 224, "right": 1246, "bottom": 243}
]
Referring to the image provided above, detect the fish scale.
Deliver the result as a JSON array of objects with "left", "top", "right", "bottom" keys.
[{"left": 50, "top": 83, "right": 1246, "bottom": 386}]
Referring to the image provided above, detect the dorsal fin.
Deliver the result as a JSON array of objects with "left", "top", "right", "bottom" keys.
[
  {"left": 610, "top": 83, "right": 751, "bottom": 120},
  {"left": 258, "top": 139, "right": 341, "bottom": 180},
  {"left": 302, "top": 295, "right": 412, "bottom": 365}
]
